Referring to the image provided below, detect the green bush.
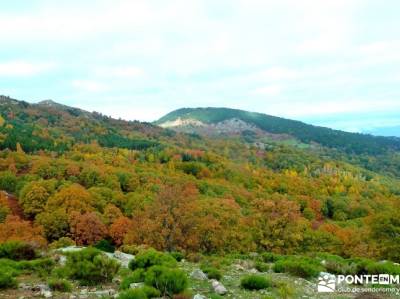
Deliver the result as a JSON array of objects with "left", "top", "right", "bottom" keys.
[
  {"left": 0, "top": 271, "right": 16, "bottom": 289},
  {"left": 209, "top": 294, "right": 224, "bottom": 299},
  {"left": 48, "top": 278, "right": 72, "bottom": 292},
  {"left": 365, "top": 261, "right": 400, "bottom": 276},
  {"left": 145, "top": 265, "right": 188, "bottom": 296},
  {"left": 0, "top": 241, "right": 37, "bottom": 260},
  {"left": 94, "top": 239, "right": 115, "bottom": 253},
  {"left": 64, "top": 247, "right": 120, "bottom": 285},
  {"left": 200, "top": 266, "right": 222, "bottom": 280},
  {"left": 0, "top": 259, "right": 20, "bottom": 277},
  {"left": 0, "top": 171, "right": 17, "bottom": 193},
  {"left": 273, "top": 258, "right": 322, "bottom": 279},
  {"left": 240, "top": 275, "right": 271, "bottom": 290},
  {"left": 129, "top": 249, "right": 176, "bottom": 270},
  {"left": 255, "top": 262, "right": 270, "bottom": 272},
  {"left": 119, "top": 269, "right": 146, "bottom": 290},
  {"left": 261, "top": 252, "right": 282, "bottom": 263},
  {"left": 118, "top": 288, "right": 147, "bottom": 299},
  {"left": 141, "top": 285, "right": 161, "bottom": 298},
  {"left": 170, "top": 251, "right": 184, "bottom": 262},
  {"left": 346, "top": 258, "right": 374, "bottom": 275},
  {"left": 18, "top": 258, "right": 55, "bottom": 276}
]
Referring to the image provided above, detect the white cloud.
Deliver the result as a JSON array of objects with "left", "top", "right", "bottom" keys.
[
  {"left": 0, "top": 61, "right": 54, "bottom": 76},
  {"left": 72, "top": 80, "right": 109, "bottom": 92},
  {"left": 258, "top": 67, "right": 300, "bottom": 81},
  {"left": 252, "top": 85, "right": 282, "bottom": 96},
  {"left": 94, "top": 66, "right": 144, "bottom": 78}
]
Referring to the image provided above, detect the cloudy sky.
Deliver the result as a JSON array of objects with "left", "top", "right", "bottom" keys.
[{"left": 0, "top": 0, "right": 399, "bottom": 133}]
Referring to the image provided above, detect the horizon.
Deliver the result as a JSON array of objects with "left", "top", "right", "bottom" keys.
[{"left": 1, "top": 1, "right": 400, "bottom": 135}]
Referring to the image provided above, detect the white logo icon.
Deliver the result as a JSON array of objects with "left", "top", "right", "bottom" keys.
[{"left": 318, "top": 274, "right": 336, "bottom": 293}]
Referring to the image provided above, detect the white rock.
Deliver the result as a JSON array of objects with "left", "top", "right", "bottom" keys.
[
  {"left": 58, "top": 255, "right": 67, "bottom": 266},
  {"left": 89, "top": 289, "right": 116, "bottom": 297},
  {"left": 57, "top": 246, "right": 85, "bottom": 253},
  {"left": 190, "top": 269, "right": 208, "bottom": 280},
  {"left": 41, "top": 290, "right": 53, "bottom": 298},
  {"left": 113, "top": 251, "right": 135, "bottom": 268},
  {"left": 193, "top": 294, "right": 207, "bottom": 299},
  {"left": 130, "top": 282, "right": 144, "bottom": 289},
  {"left": 211, "top": 279, "right": 227, "bottom": 295},
  {"left": 233, "top": 264, "right": 245, "bottom": 271}
]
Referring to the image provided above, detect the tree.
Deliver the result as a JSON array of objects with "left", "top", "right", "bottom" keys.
[
  {"left": 103, "top": 204, "right": 123, "bottom": 225},
  {"left": 47, "top": 184, "right": 94, "bottom": 213},
  {"left": 109, "top": 216, "right": 132, "bottom": 246},
  {"left": 36, "top": 208, "right": 70, "bottom": 241},
  {"left": 69, "top": 212, "right": 108, "bottom": 245},
  {"left": 0, "top": 171, "right": 17, "bottom": 193},
  {"left": 369, "top": 211, "right": 400, "bottom": 262},
  {"left": 19, "top": 181, "right": 52, "bottom": 218},
  {"left": 251, "top": 197, "right": 307, "bottom": 254},
  {"left": 125, "top": 184, "right": 200, "bottom": 251},
  {"left": 0, "top": 215, "right": 46, "bottom": 247}
]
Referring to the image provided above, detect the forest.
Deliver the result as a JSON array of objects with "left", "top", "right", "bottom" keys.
[{"left": 0, "top": 96, "right": 400, "bottom": 298}]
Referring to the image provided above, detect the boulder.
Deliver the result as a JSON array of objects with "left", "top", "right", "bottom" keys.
[
  {"left": 113, "top": 251, "right": 135, "bottom": 268},
  {"left": 193, "top": 294, "right": 207, "bottom": 299},
  {"left": 89, "top": 289, "right": 116, "bottom": 297},
  {"left": 211, "top": 279, "right": 227, "bottom": 295},
  {"left": 190, "top": 269, "right": 208, "bottom": 280}
]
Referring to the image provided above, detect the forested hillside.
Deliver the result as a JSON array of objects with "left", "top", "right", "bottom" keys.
[
  {"left": 157, "top": 107, "right": 400, "bottom": 178},
  {"left": 1, "top": 97, "right": 400, "bottom": 297}
]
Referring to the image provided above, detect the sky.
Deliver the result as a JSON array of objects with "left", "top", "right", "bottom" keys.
[{"left": 0, "top": 0, "right": 399, "bottom": 134}]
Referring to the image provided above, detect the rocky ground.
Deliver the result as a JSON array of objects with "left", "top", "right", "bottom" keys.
[{"left": 0, "top": 248, "right": 398, "bottom": 299}]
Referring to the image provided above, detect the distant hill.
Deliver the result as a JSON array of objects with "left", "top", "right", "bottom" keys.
[
  {"left": 0, "top": 95, "right": 163, "bottom": 152},
  {"left": 156, "top": 107, "right": 400, "bottom": 155}
]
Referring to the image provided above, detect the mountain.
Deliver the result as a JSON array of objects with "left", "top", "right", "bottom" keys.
[
  {"left": 0, "top": 95, "right": 164, "bottom": 152},
  {"left": 156, "top": 107, "right": 400, "bottom": 155}
]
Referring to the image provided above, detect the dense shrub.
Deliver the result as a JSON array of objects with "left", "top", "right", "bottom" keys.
[
  {"left": 0, "top": 171, "right": 17, "bottom": 193},
  {"left": 141, "top": 285, "right": 161, "bottom": 298},
  {"left": 48, "top": 278, "right": 72, "bottom": 292},
  {"left": 64, "top": 247, "right": 120, "bottom": 285},
  {"left": 365, "top": 261, "right": 400, "bottom": 276},
  {"left": 320, "top": 254, "right": 355, "bottom": 275},
  {"left": 273, "top": 258, "right": 322, "bottom": 279},
  {"left": 261, "top": 252, "right": 282, "bottom": 263},
  {"left": 240, "top": 275, "right": 271, "bottom": 290},
  {"left": 145, "top": 265, "right": 188, "bottom": 296},
  {"left": 0, "top": 241, "right": 37, "bottom": 260},
  {"left": 200, "top": 266, "right": 222, "bottom": 280},
  {"left": 118, "top": 288, "right": 147, "bottom": 299},
  {"left": 255, "top": 261, "right": 270, "bottom": 272},
  {"left": 170, "top": 251, "right": 184, "bottom": 262},
  {"left": 129, "top": 249, "right": 176, "bottom": 270},
  {"left": 18, "top": 258, "right": 55, "bottom": 276},
  {"left": 119, "top": 269, "right": 146, "bottom": 290},
  {"left": 0, "top": 271, "right": 16, "bottom": 289},
  {"left": 94, "top": 239, "right": 115, "bottom": 253},
  {"left": 346, "top": 258, "right": 374, "bottom": 275}
]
